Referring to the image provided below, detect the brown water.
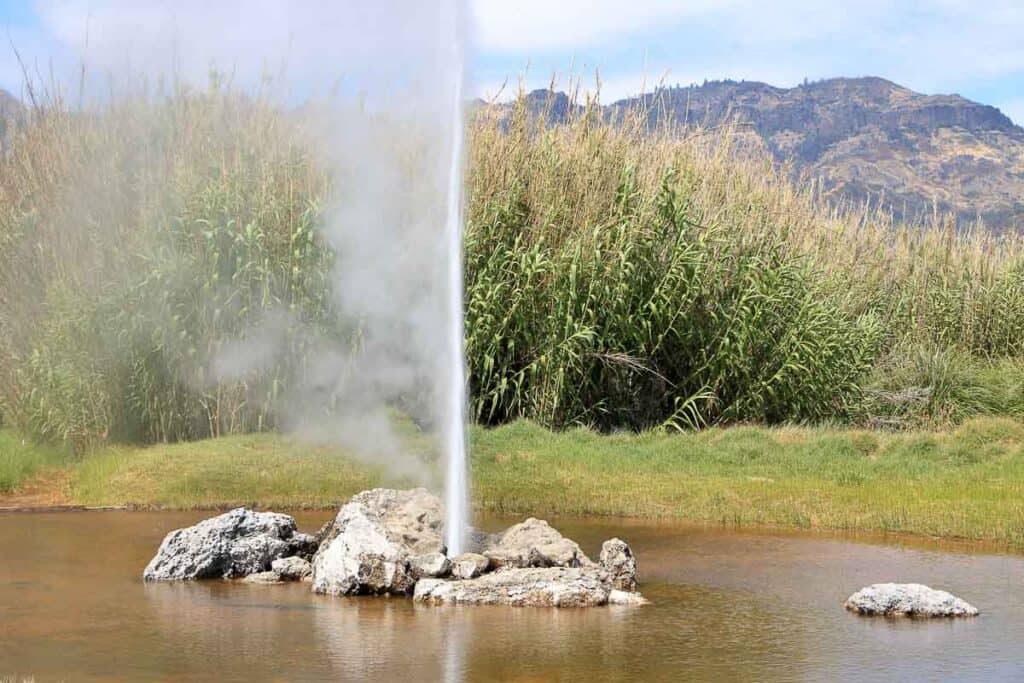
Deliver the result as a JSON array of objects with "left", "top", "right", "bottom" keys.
[{"left": 2, "top": 511, "right": 1022, "bottom": 682}]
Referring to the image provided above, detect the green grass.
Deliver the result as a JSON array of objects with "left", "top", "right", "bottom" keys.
[
  {"left": 471, "top": 418, "right": 1024, "bottom": 547},
  {"left": 71, "top": 433, "right": 385, "bottom": 509},
  {"left": 0, "top": 429, "right": 72, "bottom": 493},
  {"left": 5, "top": 417, "right": 1024, "bottom": 548}
]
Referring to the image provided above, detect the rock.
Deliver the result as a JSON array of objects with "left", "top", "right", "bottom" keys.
[
  {"left": 450, "top": 553, "right": 489, "bottom": 579},
  {"left": 844, "top": 583, "right": 979, "bottom": 617},
  {"left": 414, "top": 567, "right": 610, "bottom": 607},
  {"left": 272, "top": 556, "right": 312, "bottom": 581},
  {"left": 465, "top": 528, "right": 500, "bottom": 554},
  {"left": 315, "top": 488, "right": 445, "bottom": 556},
  {"left": 410, "top": 552, "right": 451, "bottom": 579},
  {"left": 312, "top": 509, "right": 412, "bottom": 596},
  {"left": 311, "top": 488, "right": 443, "bottom": 596},
  {"left": 143, "top": 508, "right": 300, "bottom": 581},
  {"left": 228, "top": 535, "right": 291, "bottom": 577},
  {"left": 599, "top": 538, "right": 638, "bottom": 592},
  {"left": 608, "top": 589, "right": 649, "bottom": 605},
  {"left": 243, "top": 571, "right": 283, "bottom": 584},
  {"left": 482, "top": 518, "right": 592, "bottom": 569},
  {"left": 287, "top": 532, "right": 319, "bottom": 561}
]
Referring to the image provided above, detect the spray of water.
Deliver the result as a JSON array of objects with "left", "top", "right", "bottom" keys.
[
  {"left": 442, "top": 29, "right": 468, "bottom": 557},
  {"left": 24, "top": 1, "right": 473, "bottom": 539}
]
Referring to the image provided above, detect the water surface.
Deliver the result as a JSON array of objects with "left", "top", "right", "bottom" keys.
[{"left": 1, "top": 511, "right": 1022, "bottom": 681}]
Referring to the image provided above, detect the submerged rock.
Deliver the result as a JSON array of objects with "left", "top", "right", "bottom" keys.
[
  {"left": 608, "top": 589, "right": 649, "bottom": 605},
  {"left": 143, "top": 508, "right": 300, "bottom": 581},
  {"left": 243, "top": 571, "right": 284, "bottom": 584},
  {"left": 311, "top": 488, "right": 444, "bottom": 596},
  {"left": 845, "top": 583, "right": 979, "bottom": 617},
  {"left": 450, "top": 553, "right": 490, "bottom": 580},
  {"left": 482, "top": 518, "right": 592, "bottom": 569},
  {"left": 599, "top": 538, "right": 638, "bottom": 592},
  {"left": 410, "top": 552, "right": 451, "bottom": 580},
  {"left": 414, "top": 567, "right": 611, "bottom": 607},
  {"left": 272, "top": 556, "right": 312, "bottom": 581}
]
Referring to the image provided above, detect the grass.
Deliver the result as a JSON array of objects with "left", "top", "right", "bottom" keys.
[
  {"left": 6, "top": 417, "right": 1024, "bottom": 549},
  {"left": 0, "top": 429, "right": 72, "bottom": 493},
  {"left": 72, "top": 433, "right": 384, "bottom": 509},
  {"left": 472, "top": 418, "right": 1024, "bottom": 548}
]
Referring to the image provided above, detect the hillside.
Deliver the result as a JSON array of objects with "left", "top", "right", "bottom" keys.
[{"left": 524, "top": 77, "right": 1024, "bottom": 230}]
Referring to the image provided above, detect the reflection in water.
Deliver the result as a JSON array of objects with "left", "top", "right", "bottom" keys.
[
  {"left": 2, "top": 510, "right": 1023, "bottom": 681},
  {"left": 441, "top": 607, "right": 464, "bottom": 683}
]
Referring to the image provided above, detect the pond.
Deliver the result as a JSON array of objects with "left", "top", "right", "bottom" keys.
[{"left": 1, "top": 511, "right": 1022, "bottom": 681}]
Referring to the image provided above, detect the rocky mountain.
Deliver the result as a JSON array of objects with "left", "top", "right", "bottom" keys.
[{"left": 525, "top": 77, "right": 1024, "bottom": 230}]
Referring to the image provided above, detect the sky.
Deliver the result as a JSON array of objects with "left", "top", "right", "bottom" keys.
[{"left": 0, "top": 0, "right": 1021, "bottom": 125}]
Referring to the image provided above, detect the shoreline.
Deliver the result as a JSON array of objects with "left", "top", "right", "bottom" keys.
[
  {"left": 2, "top": 495, "right": 1022, "bottom": 560},
  {"left": 4, "top": 417, "right": 1024, "bottom": 551}
]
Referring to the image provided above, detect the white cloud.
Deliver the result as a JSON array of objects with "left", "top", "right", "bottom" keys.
[
  {"left": 470, "top": 0, "right": 726, "bottom": 53},
  {"left": 471, "top": 0, "right": 1024, "bottom": 101}
]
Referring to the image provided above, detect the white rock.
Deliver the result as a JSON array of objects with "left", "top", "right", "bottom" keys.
[
  {"left": 410, "top": 552, "right": 451, "bottom": 579},
  {"left": 450, "top": 553, "right": 490, "bottom": 579},
  {"left": 845, "top": 583, "right": 979, "bottom": 617},
  {"left": 311, "top": 488, "right": 444, "bottom": 596},
  {"left": 272, "top": 556, "right": 312, "bottom": 581},
  {"left": 482, "top": 518, "right": 592, "bottom": 569},
  {"left": 608, "top": 589, "right": 649, "bottom": 606},
  {"left": 414, "top": 567, "right": 611, "bottom": 607}
]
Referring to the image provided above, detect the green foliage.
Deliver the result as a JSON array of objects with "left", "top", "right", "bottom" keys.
[
  {"left": 464, "top": 166, "right": 883, "bottom": 430},
  {"left": 0, "top": 87, "right": 1023, "bottom": 447}
]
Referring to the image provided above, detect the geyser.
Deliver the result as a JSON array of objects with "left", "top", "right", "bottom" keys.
[
  {"left": 31, "top": 0, "right": 473, "bottom": 543},
  {"left": 441, "top": 5, "right": 470, "bottom": 557}
]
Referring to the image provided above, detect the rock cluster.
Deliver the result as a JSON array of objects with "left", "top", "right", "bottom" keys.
[
  {"left": 845, "top": 583, "right": 979, "bottom": 618},
  {"left": 142, "top": 488, "right": 646, "bottom": 608}
]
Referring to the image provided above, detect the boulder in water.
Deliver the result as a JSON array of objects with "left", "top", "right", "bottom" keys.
[
  {"left": 286, "top": 532, "right": 319, "bottom": 561},
  {"left": 845, "top": 583, "right": 979, "bottom": 617},
  {"left": 272, "top": 556, "right": 313, "bottom": 581},
  {"left": 311, "top": 488, "right": 444, "bottom": 596},
  {"left": 482, "top": 518, "right": 592, "bottom": 569},
  {"left": 143, "top": 508, "right": 299, "bottom": 581},
  {"left": 243, "top": 571, "right": 285, "bottom": 584},
  {"left": 450, "top": 552, "right": 490, "bottom": 579},
  {"left": 599, "top": 538, "right": 638, "bottom": 592},
  {"left": 410, "top": 552, "right": 451, "bottom": 579},
  {"left": 414, "top": 566, "right": 611, "bottom": 607}
]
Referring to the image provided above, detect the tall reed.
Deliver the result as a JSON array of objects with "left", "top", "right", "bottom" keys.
[{"left": 1, "top": 85, "right": 1021, "bottom": 445}]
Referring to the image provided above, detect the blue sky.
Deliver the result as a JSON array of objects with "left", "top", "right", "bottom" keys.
[{"left": 0, "top": 1, "right": 1021, "bottom": 124}]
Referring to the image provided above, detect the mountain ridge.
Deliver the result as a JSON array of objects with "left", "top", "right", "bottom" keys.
[{"left": 520, "top": 77, "right": 1024, "bottom": 230}]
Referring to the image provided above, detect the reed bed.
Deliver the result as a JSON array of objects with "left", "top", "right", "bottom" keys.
[{"left": 0, "top": 85, "right": 1022, "bottom": 448}]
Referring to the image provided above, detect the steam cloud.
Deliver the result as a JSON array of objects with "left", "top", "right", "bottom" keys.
[{"left": 32, "top": 0, "right": 470, "bottom": 485}]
